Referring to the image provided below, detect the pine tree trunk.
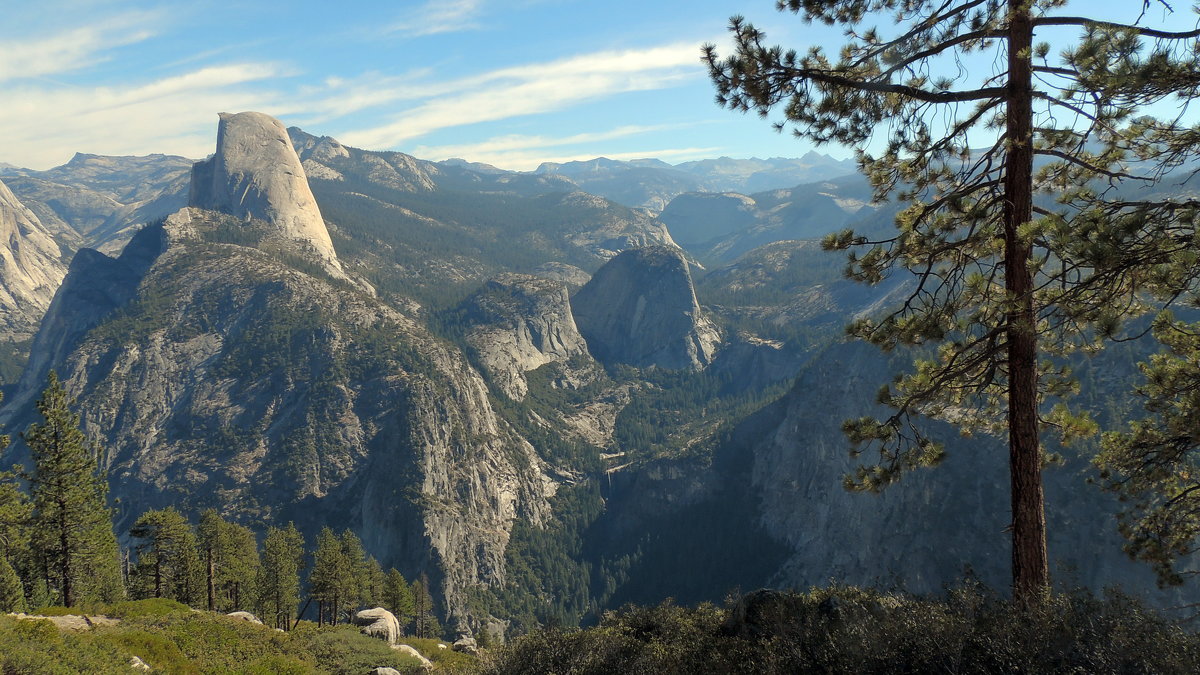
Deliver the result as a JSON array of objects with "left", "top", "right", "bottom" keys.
[
  {"left": 1004, "top": 1, "right": 1049, "bottom": 602},
  {"left": 58, "top": 495, "right": 72, "bottom": 607},
  {"left": 206, "top": 546, "right": 216, "bottom": 611}
]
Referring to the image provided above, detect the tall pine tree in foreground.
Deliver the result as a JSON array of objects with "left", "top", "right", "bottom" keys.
[
  {"left": 707, "top": 1, "right": 1200, "bottom": 599},
  {"left": 197, "top": 509, "right": 259, "bottom": 612},
  {"left": 23, "top": 371, "right": 122, "bottom": 607},
  {"left": 257, "top": 523, "right": 305, "bottom": 629},
  {"left": 129, "top": 506, "right": 203, "bottom": 604}
]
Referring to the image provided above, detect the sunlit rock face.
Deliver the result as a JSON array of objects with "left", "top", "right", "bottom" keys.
[
  {"left": 0, "top": 177, "right": 67, "bottom": 338},
  {"left": 572, "top": 246, "right": 719, "bottom": 371},
  {"left": 189, "top": 111, "right": 344, "bottom": 276},
  {"left": 459, "top": 273, "right": 592, "bottom": 400}
]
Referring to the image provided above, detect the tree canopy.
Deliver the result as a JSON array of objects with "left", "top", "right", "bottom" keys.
[{"left": 707, "top": 0, "right": 1200, "bottom": 598}]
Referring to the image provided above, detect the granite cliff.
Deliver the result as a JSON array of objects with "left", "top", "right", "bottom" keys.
[
  {"left": 457, "top": 273, "right": 591, "bottom": 400},
  {"left": 190, "top": 112, "right": 344, "bottom": 276},
  {"left": 0, "top": 178, "right": 68, "bottom": 339}
]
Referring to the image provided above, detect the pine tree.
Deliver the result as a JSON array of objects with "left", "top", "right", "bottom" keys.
[
  {"left": 257, "top": 523, "right": 305, "bottom": 629},
  {"left": 197, "top": 510, "right": 259, "bottom": 612},
  {"left": 129, "top": 507, "right": 203, "bottom": 604},
  {"left": 362, "top": 556, "right": 385, "bottom": 609},
  {"left": 382, "top": 568, "right": 414, "bottom": 630},
  {"left": 0, "top": 555, "right": 26, "bottom": 613},
  {"left": 0, "top": 468, "right": 30, "bottom": 595},
  {"left": 309, "top": 527, "right": 346, "bottom": 625},
  {"left": 1098, "top": 315, "right": 1200, "bottom": 585},
  {"left": 706, "top": 1, "right": 1200, "bottom": 600},
  {"left": 411, "top": 573, "right": 439, "bottom": 639},
  {"left": 23, "top": 372, "right": 123, "bottom": 607},
  {"left": 339, "top": 530, "right": 367, "bottom": 617}
]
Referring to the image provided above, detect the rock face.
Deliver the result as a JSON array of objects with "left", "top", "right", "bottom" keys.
[
  {"left": 0, "top": 207, "right": 553, "bottom": 634},
  {"left": 354, "top": 607, "right": 401, "bottom": 645},
  {"left": 189, "top": 112, "right": 343, "bottom": 274},
  {"left": 571, "top": 246, "right": 719, "bottom": 370},
  {"left": 0, "top": 178, "right": 68, "bottom": 338},
  {"left": 743, "top": 340, "right": 1185, "bottom": 603},
  {"left": 459, "top": 274, "right": 591, "bottom": 399}
]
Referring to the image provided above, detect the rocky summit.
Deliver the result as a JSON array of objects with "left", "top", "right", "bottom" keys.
[
  {"left": 571, "top": 246, "right": 720, "bottom": 370},
  {"left": 189, "top": 112, "right": 344, "bottom": 277}
]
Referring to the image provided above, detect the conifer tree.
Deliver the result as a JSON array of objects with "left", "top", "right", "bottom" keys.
[
  {"left": 0, "top": 468, "right": 30, "bottom": 596},
  {"left": 339, "top": 530, "right": 367, "bottom": 614},
  {"left": 362, "top": 556, "right": 385, "bottom": 608},
  {"left": 197, "top": 510, "right": 259, "bottom": 612},
  {"left": 706, "top": 0, "right": 1200, "bottom": 599},
  {"left": 309, "top": 527, "right": 346, "bottom": 625},
  {"left": 257, "top": 523, "right": 305, "bottom": 629},
  {"left": 23, "top": 372, "right": 122, "bottom": 606},
  {"left": 382, "top": 568, "right": 415, "bottom": 631},
  {"left": 129, "top": 506, "right": 203, "bottom": 604},
  {"left": 411, "top": 573, "right": 439, "bottom": 638},
  {"left": 1099, "top": 316, "right": 1200, "bottom": 585},
  {"left": 0, "top": 555, "right": 25, "bottom": 613}
]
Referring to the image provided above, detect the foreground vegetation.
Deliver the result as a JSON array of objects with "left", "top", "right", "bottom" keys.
[
  {"left": 0, "top": 598, "right": 472, "bottom": 674},
  {"left": 485, "top": 585, "right": 1200, "bottom": 674}
]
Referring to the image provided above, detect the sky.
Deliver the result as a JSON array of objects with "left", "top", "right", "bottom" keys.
[{"left": 0, "top": 0, "right": 1189, "bottom": 171}]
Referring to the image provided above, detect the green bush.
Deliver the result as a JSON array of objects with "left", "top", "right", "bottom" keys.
[
  {"left": 96, "top": 629, "right": 196, "bottom": 673},
  {"left": 104, "top": 598, "right": 193, "bottom": 619},
  {"left": 294, "top": 624, "right": 425, "bottom": 674},
  {"left": 0, "top": 615, "right": 130, "bottom": 674},
  {"left": 485, "top": 586, "right": 1200, "bottom": 674}
]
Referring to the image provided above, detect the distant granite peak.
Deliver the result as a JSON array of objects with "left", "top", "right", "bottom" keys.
[
  {"left": 189, "top": 111, "right": 343, "bottom": 274},
  {"left": 571, "top": 246, "right": 719, "bottom": 370}
]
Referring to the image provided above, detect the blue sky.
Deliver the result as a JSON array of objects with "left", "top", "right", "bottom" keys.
[{"left": 0, "top": 0, "right": 1188, "bottom": 170}]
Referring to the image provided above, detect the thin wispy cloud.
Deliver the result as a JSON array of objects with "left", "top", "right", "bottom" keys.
[
  {"left": 388, "top": 0, "right": 485, "bottom": 37},
  {"left": 1, "top": 62, "right": 285, "bottom": 168},
  {"left": 0, "top": 12, "right": 159, "bottom": 83},
  {"left": 339, "top": 43, "right": 702, "bottom": 150},
  {"left": 410, "top": 125, "right": 679, "bottom": 158}
]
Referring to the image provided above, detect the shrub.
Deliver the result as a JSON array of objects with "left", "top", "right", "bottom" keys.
[
  {"left": 484, "top": 586, "right": 1200, "bottom": 674},
  {"left": 103, "top": 598, "right": 192, "bottom": 619}
]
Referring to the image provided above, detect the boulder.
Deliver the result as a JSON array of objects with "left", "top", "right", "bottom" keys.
[
  {"left": 129, "top": 655, "right": 151, "bottom": 671},
  {"left": 452, "top": 636, "right": 478, "bottom": 655},
  {"left": 226, "top": 611, "right": 263, "bottom": 624},
  {"left": 354, "top": 607, "right": 401, "bottom": 645},
  {"left": 372, "top": 668, "right": 402, "bottom": 675},
  {"left": 392, "top": 644, "right": 434, "bottom": 670}
]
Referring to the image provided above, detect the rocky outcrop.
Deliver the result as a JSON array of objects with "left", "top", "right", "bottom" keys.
[
  {"left": 571, "top": 246, "right": 719, "bottom": 370},
  {"left": 391, "top": 645, "right": 433, "bottom": 670},
  {"left": 354, "top": 607, "right": 401, "bottom": 645},
  {"left": 190, "top": 112, "right": 343, "bottom": 275},
  {"left": 0, "top": 207, "right": 552, "bottom": 633},
  {"left": 459, "top": 274, "right": 591, "bottom": 399},
  {"left": 0, "top": 178, "right": 68, "bottom": 338}
]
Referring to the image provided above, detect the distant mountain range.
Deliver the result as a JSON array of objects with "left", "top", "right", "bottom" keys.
[{"left": 531, "top": 153, "right": 857, "bottom": 210}]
